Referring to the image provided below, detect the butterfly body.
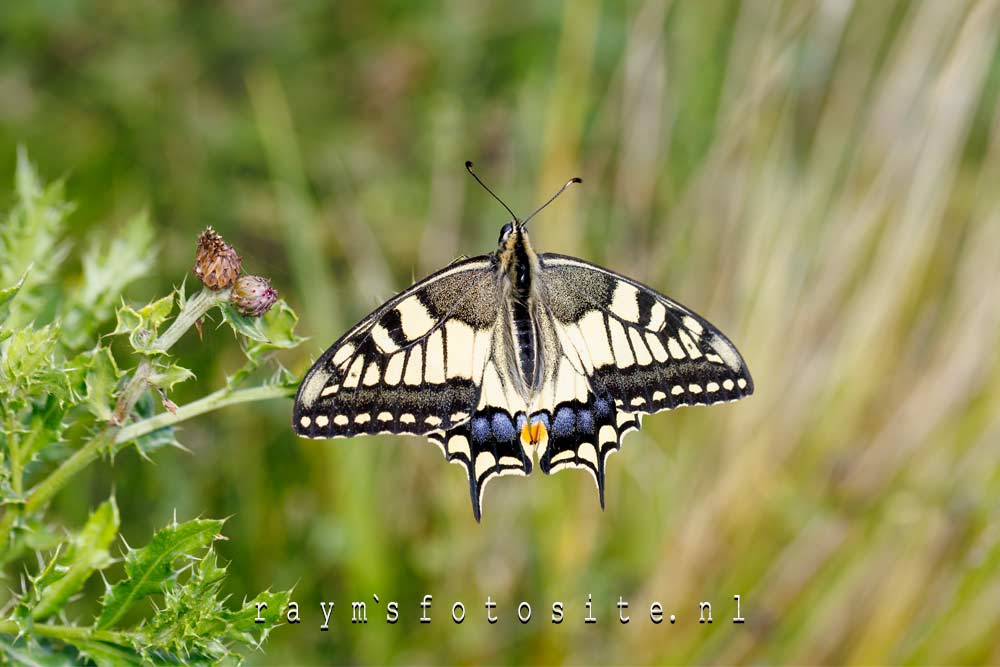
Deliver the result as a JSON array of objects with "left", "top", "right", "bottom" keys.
[{"left": 294, "top": 201, "right": 753, "bottom": 521}]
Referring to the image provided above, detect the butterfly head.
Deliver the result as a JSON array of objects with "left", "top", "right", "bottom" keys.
[
  {"left": 497, "top": 220, "right": 516, "bottom": 245},
  {"left": 496, "top": 219, "right": 530, "bottom": 249},
  {"left": 495, "top": 218, "right": 535, "bottom": 277}
]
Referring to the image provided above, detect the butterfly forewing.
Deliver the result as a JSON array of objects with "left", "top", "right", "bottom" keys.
[
  {"left": 539, "top": 254, "right": 753, "bottom": 408},
  {"left": 293, "top": 256, "right": 499, "bottom": 438},
  {"left": 526, "top": 254, "right": 753, "bottom": 498}
]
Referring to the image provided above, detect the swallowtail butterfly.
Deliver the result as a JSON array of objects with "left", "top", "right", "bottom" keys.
[{"left": 293, "top": 163, "right": 753, "bottom": 521}]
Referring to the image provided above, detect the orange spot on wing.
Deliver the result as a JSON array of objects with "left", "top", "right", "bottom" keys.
[{"left": 520, "top": 419, "right": 548, "bottom": 445}]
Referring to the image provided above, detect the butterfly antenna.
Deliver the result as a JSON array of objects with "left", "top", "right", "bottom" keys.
[
  {"left": 521, "top": 176, "right": 583, "bottom": 227},
  {"left": 465, "top": 161, "right": 518, "bottom": 221}
]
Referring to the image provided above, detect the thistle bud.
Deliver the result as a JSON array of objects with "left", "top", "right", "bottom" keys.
[
  {"left": 230, "top": 275, "right": 277, "bottom": 317},
  {"left": 194, "top": 227, "right": 242, "bottom": 290}
]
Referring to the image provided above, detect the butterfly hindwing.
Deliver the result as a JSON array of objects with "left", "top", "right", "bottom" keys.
[
  {"left": 427, "top": 332, "right": 541, "bottom": 521},
  {"left": 293, "top": 256, "right": 499, "bottom": 439},
  {"left": 532, "top": 390, "right": 641, "bottom": 507},
  {"left": 428, "top": 407, "right": 532, "bottom": 522},
  {"left": 517, "top": 313, "right": 641, "bottom": 505}
]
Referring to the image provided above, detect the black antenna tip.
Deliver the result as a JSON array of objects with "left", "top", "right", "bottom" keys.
[
  {"left": 571, "top": 177, "right": 583, "bottom": 184},
  {"left": 464, "top": 160, "right": 517, "bottom": 220}
]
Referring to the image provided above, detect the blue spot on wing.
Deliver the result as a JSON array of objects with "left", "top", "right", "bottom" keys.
[
  {"left": 594, "top": 397, "right": 612, "bottom": 419},
  {"left": 491, "top": 412, "right": 516, "bottom": 441},
  {"left": 533, "top": 412, "right": 550, "bottom": 432},
  {"left": 515, "top": 413, "right": 527, "bottom": 432},
  {"left": 471, "top": 416, "right": 491, "bottom": 443},
  {"left": 553, "top": 407, "right": 576, "bottom": 436}
]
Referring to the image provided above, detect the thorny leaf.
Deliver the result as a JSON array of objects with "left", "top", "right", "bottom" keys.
[
  {"left": 32, "top": 498, "right": 120, "bottom": 620},
  {"left": 97, "top": 518, "right": 223, "bottom": 629}
]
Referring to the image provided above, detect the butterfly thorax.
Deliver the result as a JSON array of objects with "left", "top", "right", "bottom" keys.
[{"left": 496, "top": 225, "right": 544, "bottom": 397}]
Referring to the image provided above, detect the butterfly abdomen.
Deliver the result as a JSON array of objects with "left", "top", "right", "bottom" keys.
[
  {"left": 511, "top": 298, "right": 539, "bottom": 388},
  {"left": 504, "top": 228, "right": 545, "bottom": 392}
]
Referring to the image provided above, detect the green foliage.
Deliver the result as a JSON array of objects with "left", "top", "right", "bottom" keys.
[
  {"left": 62, "top": 213, "right": 156, "bottom": 350},
  {"left": 135, "top": 550, "right": 291, "bottom": 663},
  {"left": 0, "top": 153, "right": 300, "bottom": 664},
  {"left": 97, "top": 518, "right": 222, "bottom": 630},
  {"left": 77, "top": 347, "right": 122, "bottom": 423},
  {"left": 30, "top": 498, "right": 119, "bottom": 622}
]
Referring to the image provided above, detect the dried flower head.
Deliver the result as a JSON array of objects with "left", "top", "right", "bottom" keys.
[
  {"left": 194, "top": 227, "right": 242, "bottom": 290},
  {"left": 230, "top": 275, "right": 277, "bottom": 318}
]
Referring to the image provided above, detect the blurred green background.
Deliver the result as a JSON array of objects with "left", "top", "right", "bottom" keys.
[{"left": 3, "top": 0, "right": 1000, "bottom": 663}]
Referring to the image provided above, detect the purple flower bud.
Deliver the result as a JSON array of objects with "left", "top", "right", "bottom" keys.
[
  {"left": 193, "top": 227, "right": 242, "bottom": 290},
  {"left": 230, "top": 275, "right": 277, "bottom": 318}
]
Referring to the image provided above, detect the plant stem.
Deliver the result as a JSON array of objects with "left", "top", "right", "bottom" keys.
[
  {"left": 26, "top": 430, "right": 118, "bottom": 516},
  {"left": 152, "top": 287, "right": 229, "bottom": 352},
  {"left": 115, "top": 383, "right": 295, "bottom": 444},
  {"left": 0, "top": 619, "right": 130, "bottom": 646},
  {"left": 111, "top": 359, "right": 151, "bottom": 425},
  {"left": 0, "top": 430, "right": 116, "bottom": 556},
  {"left": 0, "top": 382, "right": 294, "bottom": 559}
]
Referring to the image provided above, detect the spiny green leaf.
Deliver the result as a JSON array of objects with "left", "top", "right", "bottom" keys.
[
  {"left": 133, "top": 549, "right": 292, "bottom": 662},
  {"left": 79, "top": 347, "right": 122, "bottom": 422},
  {"left": 139, "top": 294, "right": 175, "bottom": 330},
  {"left": 15, "top": 145, "right": 42, "bottom": 202},
  {"left": 61, "top": 213, "right": 157, "bottom": 350},
  {"left": 32, "top": 498, "right": 120, "bottom": 620},
  {"left": 228, "top": 588, "right": 292, "bottom": 635},
  {"left": 18, "top": 396, "right": 69, "bottom": 467},
  {"left": 0, "top": 270, "right": 27, "bottom": 325},
  {"left": 112, "top": 303, "right": 142, "bottom": 339},
  {"left": 112, "top": 293, "right": 175, "bottom": 354},
  {"left": 0, "top": 323, "right": 58, "bottom": 380},
  {"left": 75, "top": 213, "right": 156, "bottom": 313},
  {"left": 10, "top": 517, "right": 62, "bottom": 556},
  {"left": 218, "top": 301, "right": 269, "bottom": 343},
  {"left": 220, "top": 299, "right": 303, "bottom": 372},
  {"left": 139, "top": 550, "right": 230, "bottom": 656},
  {"left": 0, "top": 515, "right": 64, "bottom": 573},
  {"left": 248, "top": 300, "right": 303, "bottom": 354},
  {"left": 1, "top": 150, "right": 73, "bottom": 327},
  {"left": 133, "top": 426, "right": 181, "bottom": 459},
  {"left": 226, "top": 299, "right": 304, "bottom": 354},
  {"left": 97, "top": 518, "right": 224, "bottom": 629},
  {"left": 148, "top": 360, "right": 195, "bottom": 393},
  {"left": 0, "top": 324, "right": 67, "bottom": 401}
]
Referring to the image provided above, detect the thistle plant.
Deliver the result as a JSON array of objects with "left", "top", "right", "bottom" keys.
[{"left": 0, "top": 151, "right": 300, "bottom": 664}]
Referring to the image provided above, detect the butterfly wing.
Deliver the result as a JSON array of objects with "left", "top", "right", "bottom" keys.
[
  {"left": 426, "top": 340, "right": 534, "bottom": 522},
  {"left": 293, "top": 256, "right": 500, "bottom": 438},
  {"left": 531, "top": 253, "right": 754, "bottom": 501},
  {"left": 293, "top": 249, "right": 753, "bottom": 521},
  {"left": 293, "top": 255, "right": 532, "bottom": 521}
]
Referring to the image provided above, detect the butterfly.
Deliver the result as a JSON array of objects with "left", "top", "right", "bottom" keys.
[{"left": 293, "top": 162, "right": 753, "bottom": 521}]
